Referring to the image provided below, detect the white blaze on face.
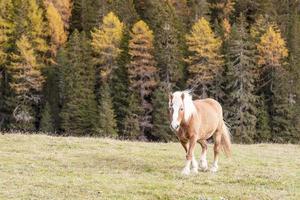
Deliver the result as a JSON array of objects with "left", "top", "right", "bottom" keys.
[{"left": 170, "top": 92, "right": 183, "bottom": 131}]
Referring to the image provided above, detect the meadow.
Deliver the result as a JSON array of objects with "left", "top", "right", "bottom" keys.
[{"left": 0, "top": 133, "right": 299, "bottom": 200}]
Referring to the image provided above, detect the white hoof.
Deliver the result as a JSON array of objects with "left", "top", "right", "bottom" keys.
[
  {"left": 199, "top": 160, "right": 208, "bottom": 171},
  {"left": 210, "top": 166, "right": 218, "bottom": 173},
  {"left": 181, "top": 167, "right": 190, "bottom": 175},
  {"left": 191, "top": 167, "right": 199, "bottom": 174}
]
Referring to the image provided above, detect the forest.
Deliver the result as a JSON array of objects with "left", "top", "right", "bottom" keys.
[{"left": 0, "top": 0, "right": 299, "bottom": 143}]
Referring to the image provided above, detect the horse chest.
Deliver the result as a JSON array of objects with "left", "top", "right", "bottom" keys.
[{"left": 177, "top": 126, "right": 194, "bottom": 140}]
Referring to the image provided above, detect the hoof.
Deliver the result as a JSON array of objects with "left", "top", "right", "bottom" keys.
[
  {"left": 199, "top": 160, "right": 208, "bottom": 171},
  {"left": 181, "top": 167, "right": 190, "bottom": 175},
  {"left": 191, "top": 167, "right": 199, "bottom": 174},
  {"left": 210, "top": 166, "right": 218, "bottom": 173}
]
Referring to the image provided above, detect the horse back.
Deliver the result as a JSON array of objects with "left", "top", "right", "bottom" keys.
[{"left": 192, "top": 98, "right": 223, "bottom": 138}]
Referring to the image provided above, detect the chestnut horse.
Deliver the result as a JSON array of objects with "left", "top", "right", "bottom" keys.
[{"left": 169, "top": 90, "right": 231, "bottom": 174}]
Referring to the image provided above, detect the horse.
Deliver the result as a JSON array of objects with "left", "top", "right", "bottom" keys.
[{"left": 168, "top": 90, "right": 231, "bottom": 175}]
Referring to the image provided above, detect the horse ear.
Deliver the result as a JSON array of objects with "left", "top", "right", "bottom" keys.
[{"left": 181, "top": 93, "right": 184, "bottom": 100}]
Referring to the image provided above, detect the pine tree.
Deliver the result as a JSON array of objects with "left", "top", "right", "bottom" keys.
[
  {"left": 250, "top": 15, "right": 274, "bottom": 141},
  {"left": 286, "top": 2, "right": 300, "bottom": 143},
  {"left": 97, "top": 83, "right": 118, "bottom": 137},
  {"left": 225, "top": 15, "right": 257, "bottom": 143},
  {"left": 7, "top": 35, "right": 44, "bottom": 130},
  {"left": 187, "top": 0, "right": 210, "bottom": 22},
  {"left": 40, "top": 101, "right": 54, "bottom": 132},
  {"left": 135, "top": 0, "right": 185, "bottom": 89},
  {"left": 59, "top": 31, "right": 98, "bottom": 135},
  {"left": 128, "top": 20, "right": 158, "bottom": 139},
  {"left": 123, "top": 93, "right": 142, "bottom": 139},
  {"left": 111, "top": 34, "right": 131, "bottom": 134},
  {"left": 152, "top": 84, "right": 175, "bottom": 142},
  {"left": 256, "top": 26, "right": 289, "bottom": 142},
  {"left": 185, "top": 17, "right": 224, "bottom": 98}
]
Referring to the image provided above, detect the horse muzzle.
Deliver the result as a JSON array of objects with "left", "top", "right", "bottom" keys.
[{"left": 170, "top": 122, "right": 180, "bottom": 132}]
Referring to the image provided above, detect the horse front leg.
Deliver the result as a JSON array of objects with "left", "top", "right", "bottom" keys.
[
  {"left": 198, "top": 140, "right": 208, "bottom": 171},
  {"left": 182, "top": 136, "right": 198, "bottom": 175}
]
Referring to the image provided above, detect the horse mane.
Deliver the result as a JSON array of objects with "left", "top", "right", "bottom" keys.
[{"left": 173, "top": 90, "right": 197, "bottom": 122}]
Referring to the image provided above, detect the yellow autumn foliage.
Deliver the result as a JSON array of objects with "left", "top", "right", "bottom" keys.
[
  {"left": 185, "top": 17, "right": 223, "bottom": 88},
  {"left": 91, "top": 12, "right": 124, "bottom": 80},
  {"left": 257, "top": 26, "right": 288, "bottom": 67},
  {"left": 46, "top": 2, "right": 67, "bottom": 56}
]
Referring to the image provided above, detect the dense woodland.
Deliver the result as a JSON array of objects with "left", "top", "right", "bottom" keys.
[{"left": 0, "top": 0, "right": 299, "bottom": 143}]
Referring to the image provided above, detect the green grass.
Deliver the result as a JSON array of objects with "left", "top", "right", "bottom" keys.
[{"left": 0, "top": 133, "right": 299, "bottom": 200}]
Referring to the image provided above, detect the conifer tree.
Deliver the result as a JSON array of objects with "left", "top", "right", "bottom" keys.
[
  {"left": 152, "top": 84, "right": 175, "bottom": 142},
  {"left": 185, "top": 17, "right": 224, "bottom": 98},
  {"left": 45, "top": 2, "right": 67, "bottom": 57},
  {"left": 286, "top": 3, "right": 300, "bottom": 143},
  {"left": 123, "top": 93, "right": 142, "bottom": 139},
  {"left": 98, "top": 83, "right": 118, "bottom": 137},
  {"left": 135, "top": 0, "right": 185, "bottom": 89},
  {"left": 44, "top": 0, "right": 72, "bottom": 30},
  {"left": 13, "top": 0, "right": 48, "bottom": 59},
  {"left": 225, "top": 15, "right": 257, "bottom": 143},
  {"left": 59, "top": 31, "right": 98, "bottom": 135},
  {"left": 91, "top": 12, "right": 124, "bottom": 81},
  {"left": 187, "top": 0, "right": 210, "bottom": 22},
  {"left": 250, "top": 15, "right": 274, "bottom": 141},
  {"left": 256, "top": 26, "right": 289, "bottom": 142},
  {"left": 111, "top": 34, "right": 131, "bottom": 134},
  {"left": 128, "top": 20, "right": 158, "bottom": 139},
  {"left": 7, "top": 35, "right": 44, "bottom": 130},
  {"left": 40, "top": 101, "right": 54, "bottom": 132},
  {"left": 0, "top": 0, "right": 14, "bottom": 128},
  {"left": 91, "top": 12, "right": 124, "bottom": 136}
]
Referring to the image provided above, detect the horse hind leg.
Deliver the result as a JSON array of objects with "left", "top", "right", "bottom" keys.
[
  {"left": 198, "top": 140, "right": 208, "bottom": 171},
  {"left": 211, "top": 131, "right": 222, "bottom": 172}
]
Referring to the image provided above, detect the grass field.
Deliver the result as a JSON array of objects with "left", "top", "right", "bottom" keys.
[{"left": 0, "top": 133, "right": 299, "bottom": 200}]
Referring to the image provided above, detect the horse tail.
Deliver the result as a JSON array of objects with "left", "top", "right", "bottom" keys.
[{"left": 221, "top": 121, "right": 232, "bottom": 157}]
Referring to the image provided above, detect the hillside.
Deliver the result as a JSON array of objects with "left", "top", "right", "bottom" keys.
[{"left": 0, "top": 134, "right": 299, "bottom": 200}]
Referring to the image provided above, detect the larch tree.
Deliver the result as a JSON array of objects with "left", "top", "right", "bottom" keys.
[
  {"left": 91, "top": 12, "right": 124, "bottom": 81},
  {"left": 59, "top": 31, "right": 98, "bottom": 135},
  {"left": 185, "top": 17, "right": 224, "bottom": 98},
  {"left": 41, "top": 0, "right": 69, "bottom": 132},
  {"left": 257, "top": 26, "right": 290, "bottom": 142},
  {"left": 7, "top": 35, "right": 44, "bottom": 130},
  {"left": 128, "top": 20, "right": 158, "bottom": 139},
  {"left": 13, "top": 0, "right": 49, "bottom": 60},
  {"left": 0, "top": 0, "right": 14, "bottom": 128},
  {"left": 45, "top": 1, "right": 67, "bottom": 57},
  {"left": 250, "top": 15, "right": 274, "bottom": 141},
  {"left": 44, "top": 0, "right": 72, "bottom": 30},
  {"left": 225, "top": 15, "right": 257, "bottom": 143},
  {"left": 91, "top": 12, "right": 124, "bottom": 137}
]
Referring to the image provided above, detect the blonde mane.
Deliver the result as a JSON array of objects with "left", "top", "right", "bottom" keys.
[{"left": 173, "top": 90, "right": 197, "bottom": 122}]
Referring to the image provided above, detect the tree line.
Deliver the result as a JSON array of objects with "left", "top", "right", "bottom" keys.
[{"left": 0, "top": 0, "right": 299, "bottom": 143}]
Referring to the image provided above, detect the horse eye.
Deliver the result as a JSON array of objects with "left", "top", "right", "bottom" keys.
[{"left": 180, "top": 107, "right": 184, "bottom": 111}]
